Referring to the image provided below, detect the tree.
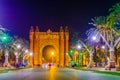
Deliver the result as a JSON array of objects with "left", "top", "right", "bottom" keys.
[
  {"left": 12, "top": 36, "right": 29, "bottom": 65},
  {"left": 87, "top": 27, "right": 120, "bottom": 66},
  {"left": 88, "top": 16, "right": 107, "bottom": 66},
  {"left": 107, "top": 3, "right": 120, "bottom": 28},
  {"left": 1, "top": 34, "right": 13, "bottom": 67},
  {"left": 88, "top": 13, "right": 120, "bottom": 66},
  {"left": 107, "top": 3, "right": 120, "bottom": 64},
  {"left": 0, "top": 25, "right": 14, "bottom": 67},
  {"left": 76, "top": 40, "right": 94, "bottom": 68}
]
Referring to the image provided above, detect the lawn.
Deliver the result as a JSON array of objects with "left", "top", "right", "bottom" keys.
[
  {"left": 0, "top": 68, "right": 18, "bottom": 73},
  {"left": 93, "top": 70, "right": 120, "bottom": 76},
  {"left": 0, "top": 67, "right": 30, "bottom": 73}
]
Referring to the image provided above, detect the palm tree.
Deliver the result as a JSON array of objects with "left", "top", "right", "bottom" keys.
[
  {"left": 88, "top": 16, "right": 108, "bottom": 66},
  {"left": 107, "top": 3, "right": 120, "bottom": 28},
  {"left": 76, "top": 39, "right": 94, "bottom": 67},
  {"left": 87, "top": 27, "right": 120, "bottom": 67},
  {"left": 0, "top": 25, "right": 13, "bottom": 67},
  {"left": 21, "top": 39, "right": 29, "bottom": 65},
  {"left": 107, "top": 3, "right": 120, "bottom": 64},
  {"left": 2, "top": 34, "right": 13, "bottom": 67},
  {"left": 88, "top": 14, "right": 120, "bottom": 66}
]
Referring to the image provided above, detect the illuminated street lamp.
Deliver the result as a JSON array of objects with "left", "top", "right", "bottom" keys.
[
  {"left": 77, "top": 44, "right": 82, "bottom": 66},
  {"left": 30, "top": 52, "right": 33, "bottom": 56},
  {"left": 51, "top": 51, "right": 54, "bottom": 55},
  {"left": 15, "top": 52, "right": 19, "bottom": 64},
  {"left": 101, "top": 45, "right": 105, "bottom": 49},
  {"left": 15, "top": 52, "right": 18, "bottom": 56},
  {"left": 77, "top": 45, "right": 82, "bottom": 50},
  {"left": 92, "top": 36, "right": 98, "bottom": 66},
  {"left": 15, "top": 44, "right": 21, "bottom": 64},
  {"left": 25, "top": 49, "right": 28, "bottom": 53},
  {"left": 77, "top": 40, "right": 82, "bottom": 50},
  {"left": 17, "top": 44, "right": 21, "bottom": 49},
  {"left": 29, "top": 52, "right": 33, "bottom": 67},
  {"left": 101, "top": 45, "right": 107, "bottom": 65},
  {"left": 92, "top": 36, "right": 97, "bottom": 41},
  {"left": 22, "top": 49, "right": 29, "bottom": 64},
  {"left": 66, "top": 52, "right": 68, "bottom": 56}
]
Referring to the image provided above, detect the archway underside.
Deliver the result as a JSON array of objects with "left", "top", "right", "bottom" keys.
[{"left": 42, "top": 45, "right": 58, "bottom": 64}]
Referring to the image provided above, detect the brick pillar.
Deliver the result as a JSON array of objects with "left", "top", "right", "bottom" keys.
[
  {"left": 33, "top": 26, "right": 39, "bottom": 66},
  {"left": 65, "top": 26, "right": 69, "bottom": 66},
  {"left": 59, "top": 26, "right": 64, "bottom": 67},
  {"left": 29, "top": 26, "right": 34, "bottom": 67}
]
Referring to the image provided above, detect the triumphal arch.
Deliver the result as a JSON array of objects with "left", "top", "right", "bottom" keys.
[{"left": 29, "top": 26, "right": 69, "bottom": 67}]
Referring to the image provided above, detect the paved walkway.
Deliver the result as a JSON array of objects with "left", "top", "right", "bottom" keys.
[{"left": 0, "top": 67, "right": 120, "bottom": 80}]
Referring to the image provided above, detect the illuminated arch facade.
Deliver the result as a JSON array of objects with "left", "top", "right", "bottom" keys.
[{"left": 29, "top": 26, "right": 69, "bottom": 67}]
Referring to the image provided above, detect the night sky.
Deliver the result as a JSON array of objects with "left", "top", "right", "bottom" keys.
[{"left": 0, "top": 0, "right": 119, "bottom": 40}]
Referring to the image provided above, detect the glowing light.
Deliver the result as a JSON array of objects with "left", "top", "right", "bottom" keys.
[
  {"left": 70, "top": 49, "right": 74, "bottom": 53},
  {"left": 30, "top": 52, "right": 33, "bottom": 56},
  {"left": 101, "top": 45, "right": 105, "bottom": 49},
  {"left": 15, "top": 52, "right": 18, "bottom": 56},
  {"left": 1, "top": 34, "right": 9, "bottom": 42},
  {"left": 17, "top": 45, "right": 21, "bottom": 49},
  {"left": 77, "top": 45, "right": 82, "bottom": 49},
  {"left": 66, "top": 52, "right": 68, "bottom": 56},
  {"left": 51, "top": 52, "right": 54, "bottom": 55},
  {"left": 3, "top": 36, "right": 7, "bottom": 40},
  {"left": 25, "top": 49, "right": 28, "bottom": 53},
  {"left": 92, "top": 36, "right": 96, "bottom": 40}
]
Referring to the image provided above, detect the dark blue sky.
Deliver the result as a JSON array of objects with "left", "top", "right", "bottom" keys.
[{"left": 0, "top": 0, "right": 119, "bottom": 40}]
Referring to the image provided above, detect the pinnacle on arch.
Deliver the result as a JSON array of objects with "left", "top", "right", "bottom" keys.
[
  {"left": 35, "top": 26, "right": 39, "bottom": 32},
  {"left": 30, "top": 26, "right": 34, "bottom": 32},
  {"left": 65, "top": 26, "right": 68, "bottom": 32},
  {"left": 60, "top": 26, "right": 64, "bottom": 32},
  {"left": 47, "top": 29, "right": 52, "bottom": 33}
]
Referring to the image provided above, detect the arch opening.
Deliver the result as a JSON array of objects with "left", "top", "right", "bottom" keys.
[{"left": 42, "top": 45, "right": 57, "bottom": 64}]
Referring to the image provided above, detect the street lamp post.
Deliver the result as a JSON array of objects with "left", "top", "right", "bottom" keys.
[
  {"left": 77, "top": 40, "right": 82, "bottom": 66},
  {"left": 15, "top": 44, "right": 21, "bottom": 64},
  {"left": 15, "top": 52, "right": 18, "bottom": 64},
  {"left": 92, "top": 36, "right": 97, "bottom": 67},
  {"left": 101, "top": 45, "right": 107, "bottom": 66},
  {"left": 22, "top": 49, "right": 29, "bottom": 65},
  {"left": 77, "top": 45, "right": 81, "bottom": 64},
  {"left": 51, "top": 52, "right": 54, "bottom": 63},
  {"left": 29, "top": 52, "right": 33, "bottom": 67}
]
